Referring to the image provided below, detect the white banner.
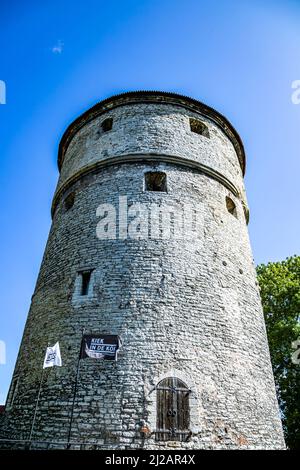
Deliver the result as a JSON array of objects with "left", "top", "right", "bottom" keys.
[{"left": 43, "top": 342, "right": 62, "bottom": 368}]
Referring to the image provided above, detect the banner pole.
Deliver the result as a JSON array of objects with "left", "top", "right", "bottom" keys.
[
  {"left": 28, "top": 342, "right": 48, "bottom": 444},
  {"left": 67, "top": 328, "right": 84, "bottom": 449}
]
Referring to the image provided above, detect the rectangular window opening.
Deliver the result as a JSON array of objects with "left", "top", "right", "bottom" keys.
[
  {"left": 145, "top": 172, "right": 167, "bottom": 192},
  {"left": 101, "top": 118, "right": 113, "bottom": 132},
  {"left": 80, "top": 270, "right": 92, "bottom": 296}
]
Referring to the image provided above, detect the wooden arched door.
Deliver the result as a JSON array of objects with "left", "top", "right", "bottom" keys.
[{"left": 156, "top": 377, "right": 191, "bottom": 441}]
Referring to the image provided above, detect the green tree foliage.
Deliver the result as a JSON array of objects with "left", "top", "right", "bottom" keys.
[{"left": 257, "top": 256, "right": 300, "bottom": 449}]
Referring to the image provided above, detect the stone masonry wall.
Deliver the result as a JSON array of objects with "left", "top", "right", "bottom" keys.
[
  {"left": 0, "top": 95, "right": 285, "bottom": 449},
  {"left": 54, "top": 102, "right": 248, "bottom": 210}
]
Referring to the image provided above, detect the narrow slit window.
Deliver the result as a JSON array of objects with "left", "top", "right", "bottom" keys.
[
  {"left": 80, "top": 271, "right": 92, "bottom": 296},
  {"left": 189, "top": 118, "right": 210, "bottom": 138},
  {"left": 226, "top": 196, "right": 238, "bottom": 219},
  {"left": 101, "top": 118, "right": 113, "bottom": 132},
  {"left": 242, "top": 202, "right": 249, "bottom": 224},
  {"left": 145, "top": 172, "right": 167, "bottom": 192},
  {"left": 8, "top": 376, "right": 19, "bottom": 408}
]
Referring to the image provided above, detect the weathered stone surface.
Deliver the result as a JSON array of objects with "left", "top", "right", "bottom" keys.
[{"left": 0, "top": 92, "right": 285, "bottom": 449}]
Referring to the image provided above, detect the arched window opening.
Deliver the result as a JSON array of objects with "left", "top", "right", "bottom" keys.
[
  {"left": 101, "top": 118, "right": 113, "bottom": 132},
  {"left": 189, "top": 118, "right": 210, "bottom": 138},
  {"left": 145, "top": 172, "right": 167, "bottom": 192},
  {"left": 156, "top": 377, "right": 191, "bottom": 442},
  {"left": 226, "top": 196, "right": 237, "bottom": 219}
]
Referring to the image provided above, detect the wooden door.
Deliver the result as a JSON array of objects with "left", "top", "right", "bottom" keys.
[{"left": 156, "top": 377, "right": 190, "bottom": 441}]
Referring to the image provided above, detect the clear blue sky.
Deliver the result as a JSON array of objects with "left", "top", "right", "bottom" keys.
[{"left": 0, "top": 0, "right": 299, "bottom": 404}]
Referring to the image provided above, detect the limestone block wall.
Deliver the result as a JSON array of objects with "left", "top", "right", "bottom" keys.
[{"left": 0, "top": 92, "right": 285, "bottom": 449}]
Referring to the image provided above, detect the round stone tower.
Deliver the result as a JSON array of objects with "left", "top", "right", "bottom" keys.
[{"left": 0, "top": 92, "right": 285, "bottom": 449}]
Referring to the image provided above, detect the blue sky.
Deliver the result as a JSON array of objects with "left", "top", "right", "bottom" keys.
[{"left": 0, "top": 0, "right": 299, "bottom": 404}]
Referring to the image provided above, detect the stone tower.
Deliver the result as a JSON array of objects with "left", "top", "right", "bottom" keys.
[{"left": 0, "top": 92, "right": 285, "bottom": 449}]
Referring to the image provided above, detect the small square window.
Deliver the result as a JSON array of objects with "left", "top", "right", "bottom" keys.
[
  {"left": 189, "top": 118, "right": 210, "bottom": 138},
  {"left": 101, "top": 118, "right": 113, "bottom": 132},
  {"left": 64, "top": 192, "right": 75, "bottom": 211},
  {"left": 145, "top": 172, "right": 167, "bottom": 192}
]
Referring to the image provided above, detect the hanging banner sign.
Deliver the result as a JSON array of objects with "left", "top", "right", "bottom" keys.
[
  {"left": 43, "top": 342, "right": 62, "bottom": 368},
  {"left": 80, "top": 334, "right": 121, "bottom": 360}
]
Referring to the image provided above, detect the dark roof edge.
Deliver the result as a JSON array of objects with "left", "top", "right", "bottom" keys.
[{"left": 57, "top": 91, "right": 246, "bottom": 175}]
